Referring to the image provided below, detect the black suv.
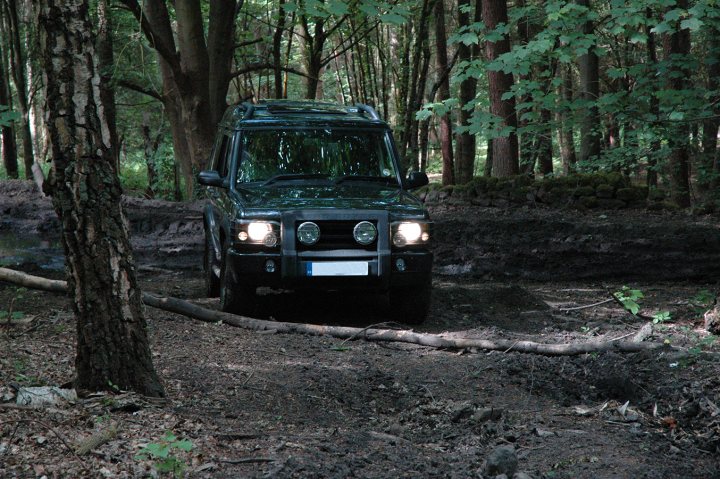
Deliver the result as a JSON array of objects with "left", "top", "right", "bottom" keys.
[{"left": 198, "top": 101, "right": 433, "bottom": 323}]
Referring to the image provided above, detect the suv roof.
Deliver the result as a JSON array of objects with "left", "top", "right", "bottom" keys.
[{"left": 221, "top": 100, "right": 387, "bottom": 129}]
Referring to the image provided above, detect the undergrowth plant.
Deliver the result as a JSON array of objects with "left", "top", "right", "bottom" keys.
[
  {"left": 614, "top": 286, "right": 644, "bottom": 315},
  {"left": 135, "top": 431, "right": 193, "bottom": 478}
]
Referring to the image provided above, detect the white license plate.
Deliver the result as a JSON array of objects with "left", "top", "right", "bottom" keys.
[{"left": 306, "top": 261, "right": 369, "bottom": 277}]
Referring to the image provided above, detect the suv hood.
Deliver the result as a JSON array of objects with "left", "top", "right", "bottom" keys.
[{"left": 239, "top": 184, "right": 425, "bottom": 213}]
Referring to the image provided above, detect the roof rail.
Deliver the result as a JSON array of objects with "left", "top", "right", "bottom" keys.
[
  {"left": 355, "top": 103, "right": 381, "bottom": 121},
  {"left": 242, "top": 102, "right": 255, "bottom": 120}
]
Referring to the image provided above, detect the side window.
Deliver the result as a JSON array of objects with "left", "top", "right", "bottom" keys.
[{"left": 215, "top": 134, "right": 231, "bottom": 177}]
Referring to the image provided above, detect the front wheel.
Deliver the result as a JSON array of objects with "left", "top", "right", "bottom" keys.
[
  {"left": 219, "top": 247, "right": 257, "bottom": 316},
  {"left": 389, "top": 280, "right": 432, "bottom": 325},
  {"left": 204, "top": 232, "right": 220, "bottom": 298}
]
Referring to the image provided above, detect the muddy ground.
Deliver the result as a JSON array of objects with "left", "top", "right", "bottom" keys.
[{"left": 1, "top": 179, "right": 719, "bottom": 478}]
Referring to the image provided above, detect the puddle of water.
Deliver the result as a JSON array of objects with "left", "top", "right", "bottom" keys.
[{"left": 0, "top": 233, "right": 65, "bottom": 270}]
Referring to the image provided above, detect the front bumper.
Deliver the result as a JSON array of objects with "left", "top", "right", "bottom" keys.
[
  {"left": 225, "top": 249, "right": 432, "bottom": 290},
  {"left": 225, "top": 209, "right": 433, "bottom": 291}
]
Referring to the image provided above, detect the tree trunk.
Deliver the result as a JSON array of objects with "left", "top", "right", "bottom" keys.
[
  {"left": 272, "top": 0, "right": 286, "bottom": 98},
  {"left": 0, "top": 267, "right": 669, "bottom": 357},
  {"left": 400, "top": 0, "right": 432, "bottom": 170},
  {"left": 577, "top": 0, "right": 601, "bottom": 163},
  {"left": 37, "top": 0, "right": 164, "bottom": 397},
  {"left": 702, "top": 30, "right": 720, "bottom": 193},
  {"left": 301, "top": 15, "right": 325, "bottom": 99},
  {"left": 645, "top": 8, "right": 660, "bottom": 188},
  {"left": 663, "top": 0, "right": 692, "bottom": 207},
  {"left": 434, "top": 0, "right": 454, "bottom": 184},
  {"left": 96, "top": 0, "right": 119, "bottom": 171},
  {"left": 142, "top": 112, "right": 160, "bottom": 199},
  {"left": 0, "top": 42, "right": 18, "bottom": 179},
  {"left": 455, "top": 0, "right": 480, "bottom": 184},
  {"left": 5, "top": 0, "right": 34, "bottom": 180},
  {"left": 558, "top": 62, "right": 577, "bottom": 174},
  {"left": 482, "top": 0, "right": 519, "bottom": 177},
  {"left": 119, "top": 0, "right": 240, "bottom": 198},
  {"left": 484, "top": 139, "right": 493, "bottom": 176},
  {"left": 537, "top": 107, "right": 553, "bottom": 175}
]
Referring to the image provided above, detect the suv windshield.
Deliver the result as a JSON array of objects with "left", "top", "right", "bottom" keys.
[{"left": 236, "top": 129, "right": 399, "bottom": 186}]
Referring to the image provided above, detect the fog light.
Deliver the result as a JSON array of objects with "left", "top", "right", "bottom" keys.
[
  {"left": 395, "top": 258, "right": 407, "bottom": 272},
  {"left": 353, "top": 221, "right": 377, "bottom": 245},
  {"left": 421, "top": 232, "right": 430, "bottom": 242},
  {"left": 238, "top": 231, "right": 249, "bottom": 241},
  {"left": 263, "top": 232, "right": 278, "bottom": 247},
  {"left": 297, "top": 221, "right": 320, "bottom": 245},
  {"left": 264, "top": 260, "right": 276, "bottom": 273}
]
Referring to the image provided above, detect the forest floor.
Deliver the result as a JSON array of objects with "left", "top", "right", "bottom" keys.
[{"left": 1, "top": 179, "right": 719, "bottom": 478}]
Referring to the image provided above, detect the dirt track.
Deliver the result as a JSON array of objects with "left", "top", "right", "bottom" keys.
[{"left": 1, "top": 179, "right": 719, "bottom": 478}]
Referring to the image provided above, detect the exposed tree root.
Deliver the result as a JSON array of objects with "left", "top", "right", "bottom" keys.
[{"left": 0, "top": 267, "right": 669, "bottom": 356}]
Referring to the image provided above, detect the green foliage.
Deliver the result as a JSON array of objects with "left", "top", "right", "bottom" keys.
[
  {"left": 0, "top": 105, "right": 19, "bottom": 127},
  {"left": 652, "top": 311, "right": 672, "bottom": 324},
  {"left": 614, "top": 286, "right": 644, "bottom": 315},
  {"left": 135, "top": 431, "right": 193, "bottom": 478}
]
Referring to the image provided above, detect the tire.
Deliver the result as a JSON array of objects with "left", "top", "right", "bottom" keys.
[
  {"left": 204, "top": 231, "right": 220, "bottom": 298},
  {"left": 389, "top": 280, "right": 432, "bottom": 325},
  {"left": 219, "top": 245, "right": 257, "bottom": 316}
]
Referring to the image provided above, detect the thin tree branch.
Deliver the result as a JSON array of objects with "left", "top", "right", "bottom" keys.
[
  {"left": 116, "top": 79, "right": 163, "bottom": 102},
  {"left": 230, "top": 63, "right": 315, "bottom": 80}
]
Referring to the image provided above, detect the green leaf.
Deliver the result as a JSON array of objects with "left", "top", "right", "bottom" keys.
[
  {"left": 456, "top": 32, "right": 479, "bottom": 46},
  {"left": 664, "top": 8, "right": 684, "bottom": 22},
  {"left": 0, "top": 105, "right": 19, "bottom": 127},
  {"left": 652, "top": 311, "right": 672, "bottom": 324},
  {"left": 172, "top": 439, "right": 193, "bottom": 452},
  {"left": 680, "top": 17, "right": 703, "bottom": 31},
  {"left": 324, "top": 0, "right": 349, "bottom": 16}
]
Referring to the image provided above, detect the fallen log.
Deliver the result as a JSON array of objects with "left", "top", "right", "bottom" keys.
[{"left": 0, "top": 267, "right": 668, "bottom": 356}]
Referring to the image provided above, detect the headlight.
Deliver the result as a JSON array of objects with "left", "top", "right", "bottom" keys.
[
  {"left": 353, "top": 221, "right": 377, "bottom": 245},
  {"left": 236, "top": 221, "right": 280, "bottom": 247},
  {"left": 297, "top": 221, "right": 320, "bottom": 245},
  {"left": 392, "top": 221, "right": 430, "bottom": 247}
]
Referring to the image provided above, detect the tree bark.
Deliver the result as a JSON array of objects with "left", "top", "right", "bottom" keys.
[
  {"left": 434, "top": 0, "right": 455, "bottom": 185},
  {"left": 663, "top": 0, "right": 692, "bottom": 207},
  {"left": 37, "top": 0, "right": 164, "bottom": 397},
  {"left": 455, "top": 0, "right": 481, "bottom": 184},
  {"left": 119, "top": 0, "right": 240, "bottom": 198},
  {"left": 300, "top": 13, "right": 325, "bottom": 99},
  {"left": 0, "top": 267, "right": 668, "bottom": 357},
  {"left": 0, "top": 40, "right": 18, "bottom": 179},
  {"left": 142, "top": 112, "right": 161, "bottom": 199},
  {"left": 557, "top": 62, "right": 577, "bottom": 174},
  {"left": 96, "top": 0, "right": 119, "bottom": 171},
  {"left": 645, "top": 9, "right": 660, "bottom": 188},
  {"left": 272, "top": 0, "right": 287, "bottom": 98},
  {"left": 702, "top": 29, "right": 720, "bottom": 193},
  {"left": 4, "top": 0, "right": 34, "bottom": 180},
  {"left": 482, "top": 0, "right": 519, "bottom": 177},
  {"left": 577, "top": 0, "right": 601, "bottom": 163},
  {"left": 400, "top": 0, "right": 433, "bottom": 171}
]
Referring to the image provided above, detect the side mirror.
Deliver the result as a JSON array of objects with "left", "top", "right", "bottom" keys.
[
  {"left": 406, "top": 171, "right": 429, "bottom": 189},
  {"left": 198, "top": 170, "right": 225, "bottom": 187}
]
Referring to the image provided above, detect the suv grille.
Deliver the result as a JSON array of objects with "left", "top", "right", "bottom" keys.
[{"left": 296, "top": 220, "right": 377, "bottom": 251}]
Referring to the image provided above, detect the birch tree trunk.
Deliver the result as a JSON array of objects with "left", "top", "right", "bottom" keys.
[{"left": 37, "top": 0, "right": 164, "bottom": 397}]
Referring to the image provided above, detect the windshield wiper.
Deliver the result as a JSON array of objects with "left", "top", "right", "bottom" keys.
[
  {"left": 334, "top": 175, "right": 397, "bottom": 185},
  {"left": 262, "top": 174, "right": 330, "bottom": 186}
]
